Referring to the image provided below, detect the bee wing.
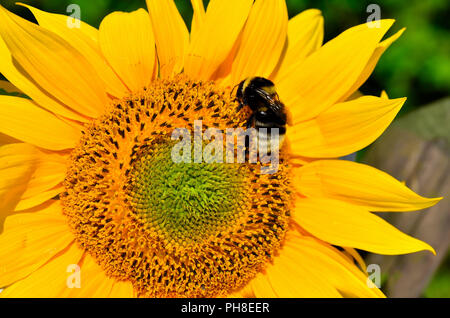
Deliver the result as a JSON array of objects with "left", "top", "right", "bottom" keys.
[{"left": 254, "top": 88, "right": 288, "bottom": 123}]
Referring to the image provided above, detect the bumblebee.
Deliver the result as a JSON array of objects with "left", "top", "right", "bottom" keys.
[{"left": 235, "top": 77, "right": 289, "bottom": 145}]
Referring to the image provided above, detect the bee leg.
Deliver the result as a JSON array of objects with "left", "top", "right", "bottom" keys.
[
  {"left": 244, "top": 114, "right": 256, "bottom": 162},
  {"left": 246, "top": 113, "right": 255, "bottom": 129},
  {"left": 236, "top": 102, "right": 244, "bottom": 113}
]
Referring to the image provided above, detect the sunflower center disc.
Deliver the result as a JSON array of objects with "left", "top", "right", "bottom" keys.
[
  {"left": 130, "top": 142, "right": 246, "bottom": 244},
  {"left": 62, "top": 76, "right": 293, "bottom": 297}
]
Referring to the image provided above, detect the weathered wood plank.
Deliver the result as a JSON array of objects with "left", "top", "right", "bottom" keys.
[{"left": 362, "top": 98, "right": 450, "bottom": 297}]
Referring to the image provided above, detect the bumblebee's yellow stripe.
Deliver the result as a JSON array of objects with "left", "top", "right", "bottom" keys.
[
  {"left": 261, "top": 85, "right": 276, "bottom": 95},
  {"left": 242, "top": 77, "right": 277, "bottom": 96},
  {"left": 242, "top": 77, "right": 254, "bottom": 92}
]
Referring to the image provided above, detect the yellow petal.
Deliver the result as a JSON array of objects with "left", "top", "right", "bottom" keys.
[
  {"left": 230, "top": 0, "right": 288, "bottom": 84},
  {"left": 15, "top": 184, "right": 63, "bottom": 211},
  {"left": 0, "top": 133, "right": 20, "bottom": 148},
  {"left": 0, "top": 143, "right": 35, "bottom": 215},
  {"left": 340, "top": 28, "right": 406, "bottom": 102},
  {"left": 0, "top": 132, "right": 20, "bottom": 147},
  {"left": 262, "top": 243, "right": 343, "bottom": 297},
  {"left": 294, "top": 159, "right": 441, "bottom": 211},
  {"left": 0, "top": 142, "right": 66, "bottom": 211},
  {"left": 288, "top": 95, "right": 405, "bottom": 158},
  {"left": 109, "top": 281, "right": 135, "bottom": 298},
  {"left": 292, "top": 197, "right": 435, "bottom": 255},
  {"left": 17, "top": 149, "right": 65, "bottom": 202},
  {"left": 228, "top": 284, "right": 255, "bottom": 298},
  {"left": 0, "top": 80, "right": 22, "bottom": 94},
  {"left": 0, "top": 242, "right": 83, "bottom": 297},
  {"left": 273, "top": 9, "right": 324, "bottom": 80},
  {"left": 146, "top": 0, "right": 189, "bottom": 77},
  {"left": 0, "top": 200, "right": 74, "bottom": 288},
  {"left": 190, "top": 0, "right": 206, "bottom": 42},
  {"left": 347, "top": 89, "right": 364, "bottom": 101},
  {"left": 0, "top": 25, "right": 89, "bottom": 122},
  {"left": 0, "top": 5, "right": 108, "bottom": 118},
  {"left": 184, "top": 0, "right": 253, "bottom": 80},
  {"left": 209, "top": 32, "right": 243, "bottom": 84},
  {"left": 277, "top": 20, "right": 394, "bottom": 121},
  {"left": 0, "top": 96, "right": 81, "bottom": 150},
  {"left": 285, "top": 232, "right": 384, "bottom": 297},
  {"left": 61, "top": 254, "right": 117, "bottom": 298},
  {"left": 99, "top": 9, "right": 156, "bottom": 92},
  {"left": 342, "top": 247, "right": 367, "bottom": 272},
  {"left": 249, "top": 273, "right": 278, "bottom": 297},
  {"left": 19, "top": 3, "right": 129, "bottom": 98},
  {"left": 17, "top": 3, "right": 99, "bottom": 43}
]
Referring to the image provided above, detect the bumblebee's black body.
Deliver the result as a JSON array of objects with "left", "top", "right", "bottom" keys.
[{"left": 236, "top": 77, "right": 287, "bottom": 135}]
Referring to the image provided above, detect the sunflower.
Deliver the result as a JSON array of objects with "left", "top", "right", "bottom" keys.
[{"left": 0, "top": 0, "right": 441, "bottom": 298}]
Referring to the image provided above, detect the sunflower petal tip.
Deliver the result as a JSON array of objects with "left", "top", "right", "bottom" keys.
[
  {"left": 308, "top": 8, "right": 323, "bottom": 17},
  {"left": 395, "top": 96, "right": 407, "bottom": 105},
  {"left": 376, "top": 19, "right": 396, "bottom": 33},
  {"left": 385, "top": 18, "right": 396, "bottom": 25},
  {"left": 368, "top": 18, "right": 394, "bottom": 29},
  {"left": 417, "top": 238, "right": 436, "bottom": 255},
  {"left": 427, "top": 244, "right": 436, "bottom": 256},
  {"left": 407, "top": 194, "right": 444, "bottom": 211},
  {"left": 427, "top": 196, "right": 444, "bottom": 206},
  {"left": 382, "top": 27, "right": 406, "bottom": 47},
  {"left": 380, "top": 90, "right": 389, "bottom": 99},
  {"left": 14, "top": 3, "right": 33, "bottom": 14}
]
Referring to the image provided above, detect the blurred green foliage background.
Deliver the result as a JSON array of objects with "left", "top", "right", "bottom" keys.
[
  {"left": 2, "top": 0, "right": 449, "bottom": 297},
  {"left": 4, "top": 0, "right": 449, "bottom": 115}
]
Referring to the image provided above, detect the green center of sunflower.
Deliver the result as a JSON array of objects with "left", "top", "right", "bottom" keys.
[
  {"left": 61, "top": 76, "right": 293, "bottom": 297},
  {"left": 129, "top": 142, "right": 246, "bottom": 244}
]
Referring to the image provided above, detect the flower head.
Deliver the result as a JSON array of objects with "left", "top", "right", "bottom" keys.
[{"left": 0, "top": 0, "right": 441, "bottom": 298}]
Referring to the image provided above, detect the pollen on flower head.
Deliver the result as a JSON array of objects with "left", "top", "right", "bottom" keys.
[{"left": 61, "top": 75, "right": 294, "bottom": 297}]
